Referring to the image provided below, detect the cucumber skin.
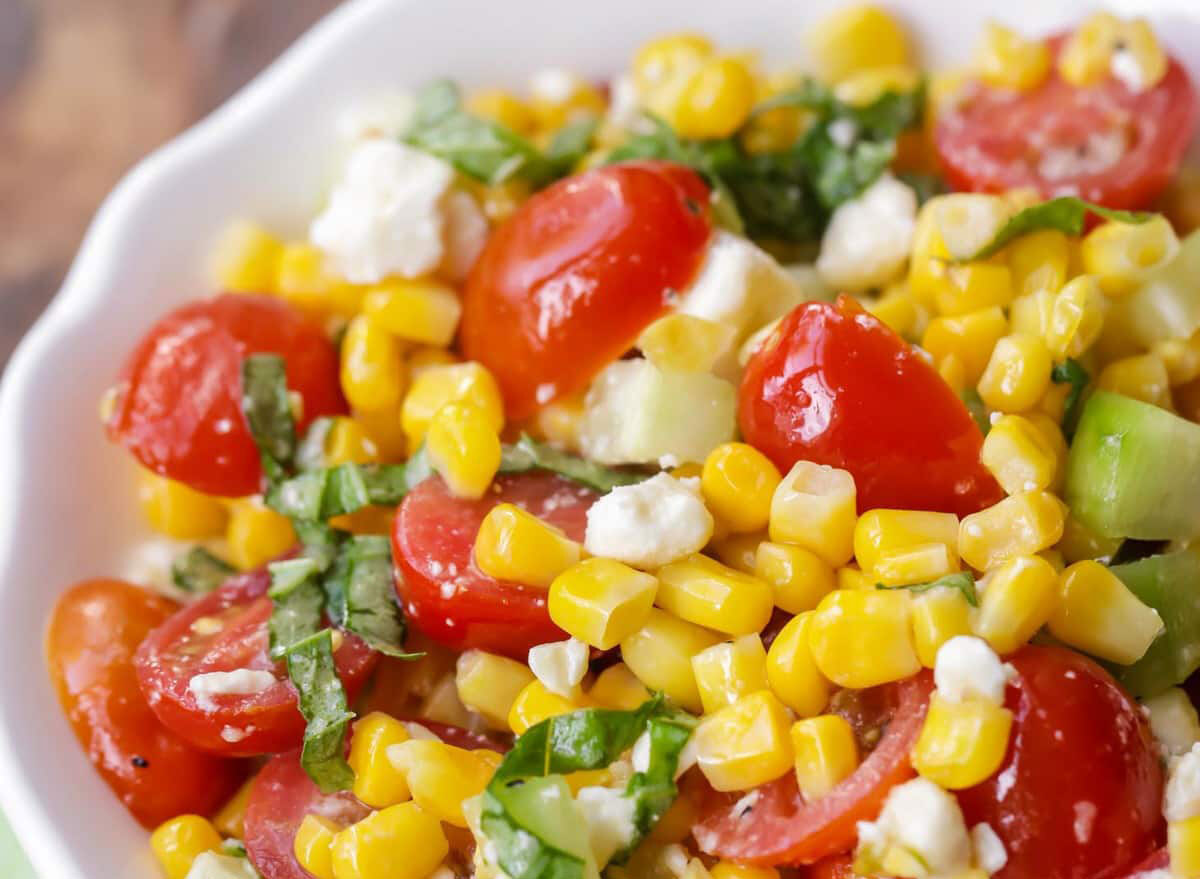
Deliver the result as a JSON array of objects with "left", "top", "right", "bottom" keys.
[{"left": 1065, "top": 391, "right": 1200, "bottom": 540}]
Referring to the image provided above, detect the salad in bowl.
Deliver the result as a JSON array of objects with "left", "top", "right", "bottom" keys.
[{"left": 40, "top": 6, "right": 1200, "bottom": 879}]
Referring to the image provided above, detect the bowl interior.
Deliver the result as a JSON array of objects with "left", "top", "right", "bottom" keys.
[{"left": 3, "top": 0, "right": 1200, "bottom": 876}]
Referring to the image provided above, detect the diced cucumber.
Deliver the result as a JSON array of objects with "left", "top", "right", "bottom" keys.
[
  {"left": 1111, "top": 549, "right": 1200, "bottom": 699},
  {"left": 580, "top": 360, "right": 736, "bottom": 465},
  {"left": 1107, "top": 229, "right": 1200, "bottom": 348},
  {"left": 490, "top": 776, "right": 600, "bottom": 879},
  {"left": 183, "top": 852, "right": 259, "bottom": 879},
  {"left": 1065, "top": 391, "right": 1200, "bottom": 540}
]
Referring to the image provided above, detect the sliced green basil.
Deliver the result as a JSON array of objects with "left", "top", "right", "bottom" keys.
[
  {"left": 323, "top": 536, "right": 419, "bottom": 659},
  {"left": 1051, "top": 357, "right": 1091, "bottom": 438},
  {"left": 498, "top": 435, "right": 648, "bottom": 493},
  {"left": 965, "top": 197, "right": 1154, "bottom": 262},
  {"left": 240, "top": 354, "right": 296, "bottom": 469},
  {"left": 878, "top": 571, "right": 979, "bottom": 607},
  {"left": 171, "top": 547, "right": 235, "bottom": 594},
  {"left": 285, "top": 629, "right": 355, "bottom": 793}
]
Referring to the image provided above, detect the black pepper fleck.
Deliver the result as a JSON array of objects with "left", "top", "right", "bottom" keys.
[{"left": 131, "top": 756, "right": 149, "bottom": 769}]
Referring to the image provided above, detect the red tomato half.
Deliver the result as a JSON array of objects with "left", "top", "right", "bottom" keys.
[
  {"left": 108, "top": 294, "right": 346, "bottom": 497},
  {"left": 957, "top": 646, "right": 1164, "bottom": 879},
  {"left": 134, "top": 568, "right": 377, "bottom": 756},
  {"left": 936, "top": 36, "right": 1199, "bottom": 209},
  {"left": 460, "top": 161, "right": 713, "bottom": 419},
  {"left": 690, "top": 673, "right": 933, "bottom": 866},
  {"left": 739, "top": 298, "right": 1002, "bottom": 517},
  {"left": 392, "top": 473, "right": 596, "bottom": 658},
  {"left": 46, "top": 580, "right": 243, "bottom": 827}
]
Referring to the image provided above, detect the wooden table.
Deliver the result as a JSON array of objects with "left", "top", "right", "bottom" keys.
[{"left": 0, "top": 0, "right": 343, "bottom": 369}]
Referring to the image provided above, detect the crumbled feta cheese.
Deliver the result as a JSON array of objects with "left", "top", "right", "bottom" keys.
[
  {"left": 120, "top": 536, "right": 196, "bottom": 597},
  {"left": 1110, "top": 49, "right": 1147, "bottom": 93},
  {"left": 1037, "top": 130, "right": 1128, "bottom": 185},
  {"left": 187, "top": 669, "right": 277, "bottom": 712},
  {"left": 310, "top": 140, "right": 454, "bottom": 283},
  {"left": 438, "top": 188, "right": 489, "bottom": 282},
  {"left": 855, "top": 778, "right": 972, "bottom": 877},
  {"left": 584, "top": 473, "right": 714, "bottom": 569},
  {"left": 658, "top": 454, "right": 681, "bottom": 470},
  {"left": 219, "top": 725, "right": 252, "bottom": 743},
  {"left": 1144, "top": 688, "right": 1200, "bottom": 757},
  {"left": 1166, "top": 742, "right": 1200, "bottom": 821},
  {"left": 816, "top": 175, "right": 917, "bottom": 292},
  {"left": 828, "top": 118, "right": 858, "bottom": 149},
  {"left": 607, "top": 73, "right": 644, "bottom": 131},
  {"left": 185, "top": 851, "right": 260, "bottom": 879},
  {"left": 335, "top": 91, "right": 417, "bottom": 143},
  {"left": 528, "top": 637, "right": 589, "bottom": 698},
  {"left": 576, "top": 785, "right": 638, "bottom": 866},
  {"left": 530, "top": 68, "right": 579, "bottom": 103},
  {"left": 632, "top": 731, "right": 651, "bottom": 773},
  {"left": 971, "top": 823, "right": 1008, "bottom": 875},
  {"left": 934, "top": 636, "right": 1015, "bottom": 705}
]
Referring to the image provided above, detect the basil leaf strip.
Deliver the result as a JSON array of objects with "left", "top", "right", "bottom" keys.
[
  {"left": 322, "top": 535, "right": 419, "bottom": 659},
  {"left": 267, "top": 560, "right": 325, "bottom": 660},
  {"left": 878, "top": 571, "right": 979, "bottom": 607},
  {"left": 240, "top": 354, "right": 296, "bottom": 469},
  {"left": 266, "top": 463, "right": 410, "bottom": 521},
  {"left": 171, "top": 547, "right": 235, "bottom": 593},
  {"left": 285, "top": 629, "right": 356, "bottom": 793},
  {"left": 965, "top": 197, "right": 1154, "bottom": 262},
  {"left": 960, "top": 388, "right": 991, "bottom": 436},
  {"left": 498, "top": 434, "right": 648, "bottom": 493},
  {"left": 1051, "top": 358, "right": 1091, "bottom": 438}
]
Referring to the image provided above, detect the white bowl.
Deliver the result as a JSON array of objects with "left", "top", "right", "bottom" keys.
[{"left": 3, "top": 0, "right": 1200, "bottom": 875}]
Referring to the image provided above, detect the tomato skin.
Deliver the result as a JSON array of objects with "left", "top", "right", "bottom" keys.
[
  {"left": 108, "top": 293, "right": 346, "bottom": 497},
  {"left": 739, "top": 298, "right": 1002, "bottom": 517},
  {"left": 957, "top": 646, "right": 1164, "bottom": 879},
  {"left": 690, "top": 673, "right": 933, "bottom": 866},
  {"left": 134, "top": 568, "right": 377, "bottom": 756},
  {"left": 460, "top": 161, "right": 713, "bottom": 419},
  {"left": 46, "top": 579, "right": 244, "bottom": 828},
  {"left": 935, "top": 37, "right": 1199, "bottom": 209},
  {"left": 392, "top": 473, "right": 596, "bottom": 658}
]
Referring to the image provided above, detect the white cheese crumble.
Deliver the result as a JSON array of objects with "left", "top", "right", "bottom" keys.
[
  {"left": 528, "top": 637, "right": 589, "bottom": 698},
  {"left": 584, "top": 473, "right": 714, "bottom": 569},
  {"left": 187, "top": 669, "right": 277, "bottom": 712},
  {"left": 1144, "top": 688, "right": 1200, "bottom": 757},
  {"left": 934, "top": 636, "right": 1015, "bottom": 705},
  {"left": 631, "top": 731, "right": 651, "bottom": 773},
  {"left": 971, "top": 822, "right": 1008, "bottom": 875},
  {"left": 1166, "top": 742, "right": 1200, "bottom": 821},
  {"left": 185, "top": 851, "right": 260, "bottom": 879},
  {"left": 310, "top": 139, "right": 454, "bottom": 283},
  {"left": 1037, "top": 130, "right": 1128, "bottom": 185},
  {"left": 606, "top": 73, "right": 645, "bottom": 132},
  {"left": 438, "top": 188, "right": 489, "bottom": 282},
  {"left": 530, "top": 68, "right": 579, "bottom": 103},
  {"left": 828, "top": 118, "right": 858, "bottom": 149},
  {"left": 816, "top": 175, "right": 917, "bottom": 292},
  {"left": 576, "top": 785, "right": 638, "bottom": 866},
  {"left": 1111, "top": 49, "right": 1147, "bottom": 93},
  {"left": 856, "top": 778, "right": 973, "bottom": 877}
]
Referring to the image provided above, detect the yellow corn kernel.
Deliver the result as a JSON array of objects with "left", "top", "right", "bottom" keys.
[
  {"left": 209, "top": 220, "right": 282, "bottom": 293},
  {"left": 769, "top": 461, "right": 857, "bottom": 567},
  {"left": 361, "top": 279, "right": 462, "bottom": 348},
  {"left": 1155, "top": 336, "right": 1200, "bottom": 387},
  {"left": 151, "top": 816, "right": 222, "bottom": 879},
  {"left": 867, "top": 287, "right": 920, "bottom": 339},
  {"left": 912, "top": 693, "right": 1013, "bottom": 789},
  {"left": 692, "top": 635, "right": 770, "bottom": 714},
  {"left": 979, "top": 414, "right": 1059, "bottom": 496},
  {"left": 938, "top": 353, "right": 967, "bottom": 395},
  {"left": 834, "top": 65, "right": 920, "bottom": 107},
  {"left": 341, "top": 315, "right": 406, "bottom": 413},
  {"left": 922, "top": 307, "right": 1008, "bottom": 386},
  {"left": 1046, "top": 275, "right": 1106, "bottom": 360},
  {"left": 407, "top": 346, "right": 459, "bottom": 377},
  {"left": 1009, "top": 290, "right": 1055, "bottom": 341},
  {"left": 977, "top": 334, "right": 1053, "bottom": 413},
  {"left": 974, "top": 22, "right": 1051, "bottom": 91},
  {"left": 1049, "top": 560, "right": 1164, "bottom": 664},
  {"left": 455, "top": 650, "right": 535, "bottom": 729},
  {"left": 474, "top": 503, "right": 581, "bottom": 589},
  {"left": 548, "top": 557, "right": 658, "bottom": 649},
  {"left": 1059, "top": 12, "right": 1121, "bottom": 86},
  {"left": 702, "top": 443, "right": 782, "bottom": 534},
  {"left": 694, "top": 690, "right": 795, "bottom": 792},
  {"left": 637, "top": 314, "right": 736, "bottom": 374},
  {"left": 1097, "top": 353, "right": 1174, "bottom": 409},
  {"left": 388, "top": 739, "right": 497, "bottom": 827},
  {"left": 620, "top": 608, "right": 723, "bottom": 713},
  {"left": 330, "top": 803, "right": 447, "bottom": 879},
  {"left": 508, "top": 680, "right": 584, "bottom": 734},
  {"left": 809, "top": 589, "right": 921, "bottom": 689},
  {"left": 709, "top": 863, "right": 778, "bottom": 879},
  {"left": 1116, "top": 18, "right": 1168, "bottom": 90},
  {"left": 1058, "top": 514, "right": 1124, "bottom": 564},
  {"left": 790, "top": 714, "right": 859, "bottom": 801},
  {"left": 531, "top": 393, "right": 585, "bottom": 451},
  {"left": 674, "top": 57, "right": 757, "bottom": 140},
  {"left": 1008, "top": 229, "right": 1070, "bottom": 298},
  {"left": 959, "top": 491, "right": 1065, "bottom": 572},
  {"left": 1081, "top": 216, "right": 1180, "bottom": 297},
  {"left": 911, "top": 587, "right": 973, "bottom": 667},
  {"left": 348, "top": 712, "right": 411, "bottom": 809},
  {"left": 933, "top": 262, "right": 1014, "bottom": 318},
  {"left": 418, "top": 672, "right": 475, "bottom": 729},
  {"left": 933, "top": 194, "right": 1013, "bottom": 262},
  {"left": 1025, "top": 412, "right": 1069, "bottom": 492},
  {"left": 755, "top": 542, "right": 834, "bottom": 614},
  {"left": 277, "top": 243, "right": 363, "bottom": 316},
  {"left": 213, "top": 779, "right": 253, "bottom": 840},
  {"left": 1171, "top": 816, "right": 1200, "bottom": 879},
  {"left": 137, "top": 469, "right": 227, "bottom": 539},
  {"left": 873, "top": 543, "right": 958, "bottom": 587},
  {"left": 908, "top": 201, "right": 952, "bottom": 304},
  {"left": 807, "top": 5, "right": 910, "bottom": 83},
  {"left": 972, "top": 555, "right": 1058, "bottom": 655},
  {"left": 528, "top": 73, "right": 606, "bottom": 132},
  {"left": 712, "top": 532, "right": 765, "bottom": 576},
  {"left": 650, "top": 796, "right": 700, "bottom": 845},
  {"left": 836, "top": 565, "right": 875, "bottom": 591},
  {"left": 853, "top": 509, "right": 959, "bottom": 577},
  {"left": 295, "top": 814, "right": 340, "bottom": 879},
  {"left": 633, "top": 33, "right": 713, "bottom": 110},
  {"left": 351, "top": 407, "right": 406, "bottom": 463},
  {"left": 401, "top": 361, "right": 504, "bottom": 451},
  {"left": 322, "top": 417, "right": 380, "bottom": 467},
  {"left": 655, "top": 554, "right": 775, "bottom": 636},
  {"left": 425, "top": 402, "right": 502, "bottom": 499},
  {"left": 466, "top": 88, "right": 535, "bottom": 134},
  {"left": 588, "top": 662, "right": 651, "bottom": 711},
  {"left": 227, "top": 499, "right": 296, "bottom": 571}
]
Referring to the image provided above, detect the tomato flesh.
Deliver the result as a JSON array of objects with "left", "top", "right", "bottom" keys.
[
  {"left": 134, "top": 568, "right": 377, "bottom": 756},
  {"left": 957, "top": 646, "right": 1164, "bottom": 879},
  {"left": 936, "top": 37, "right": 1199, "bottom": 209},
  {"left": 392, "top": 473, "right": 596, "bottom": 658},
  {"left": 690, "top": 673, "right": 933, "bottom": 866},
  {"left": 739, "top": 298, "right": 1002, "bottom": 517},
  {"left": 46, "top": 579, "right": 243, "bottom": 827},
  {"left": 460, "top": 161, "right": 713, "bottom": 419},
  {"left": 108, "top": 293, "right": 346, "bottom": 497}
]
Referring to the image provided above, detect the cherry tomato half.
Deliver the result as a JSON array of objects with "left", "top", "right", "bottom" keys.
[
  {"left": 936, "top": 35, "right": 1199, "bottom": 209},
  {"left": 689, "top": 673, "right": 933, "bottom": 866},
  {"left": 134, "top": 568, "right": 377, "bottom": 756},
  {"left": 392, "top": 473, "right": 596, "bottom": 658},
  {"left": 739, "top": 298, "right": 1002, "bottom": 517},
  {"left": 957, "top": 646, "right": 1164, "bottom": 879},
  {"left": 46, "top": 579, "right": 243, "bottom": 827},
  {"left": 460, "top": 161, "right": 713, "bottom": 419},
  {"left": 108, "top": 293, "right": 346, "bottom": 497}
]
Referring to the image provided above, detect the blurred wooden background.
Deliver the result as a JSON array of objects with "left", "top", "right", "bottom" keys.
[{"left": 0, "top": 0, "right": 343, "bottom": 367}]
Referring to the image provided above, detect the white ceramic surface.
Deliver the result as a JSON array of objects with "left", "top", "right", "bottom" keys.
[{"left": 3, "top": 0, "right": 1200, "bottom": 875}]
